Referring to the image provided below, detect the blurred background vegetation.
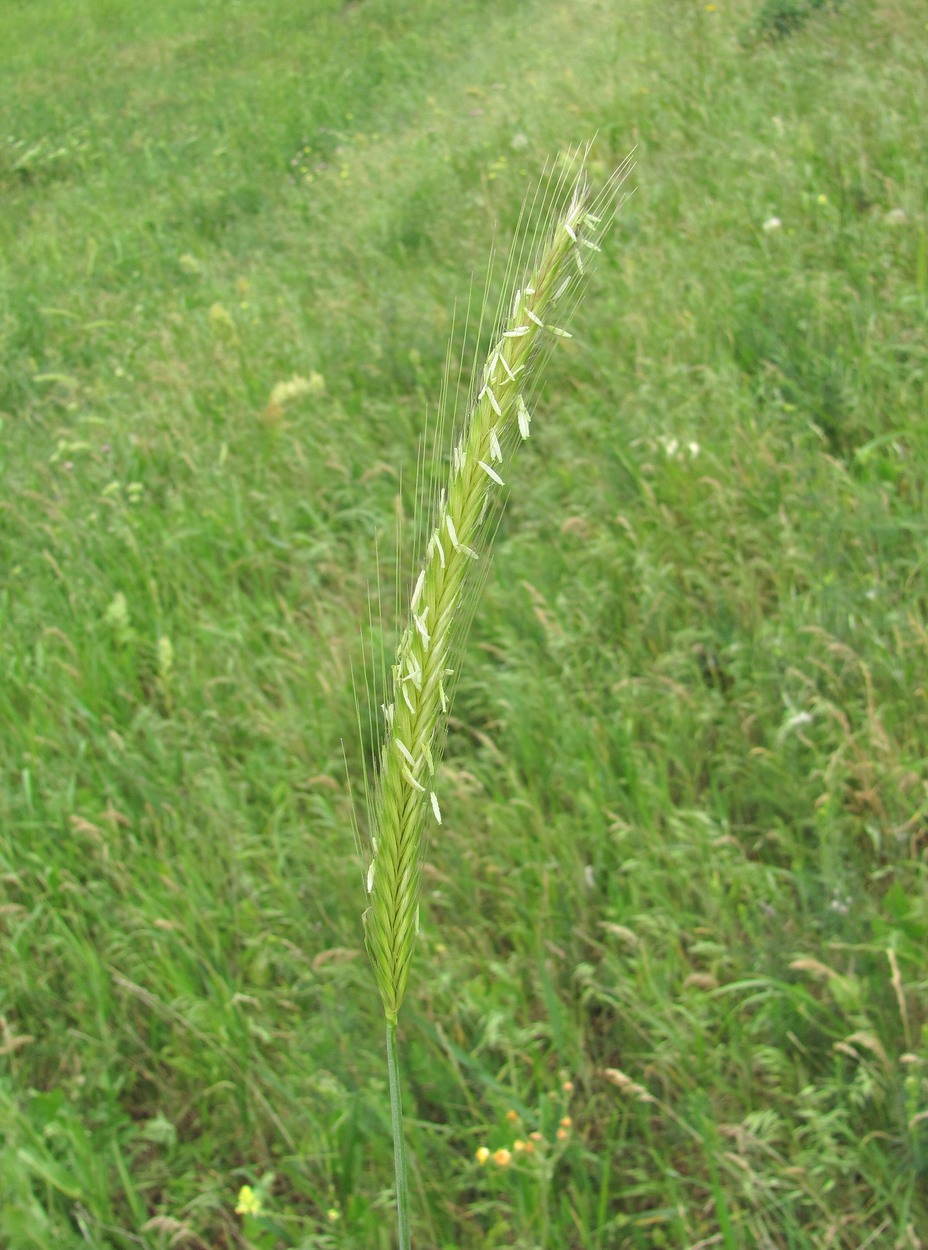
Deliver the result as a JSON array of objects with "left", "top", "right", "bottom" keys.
[{"left": 1, "top": 0, "right": 926, "bottom": 1245}]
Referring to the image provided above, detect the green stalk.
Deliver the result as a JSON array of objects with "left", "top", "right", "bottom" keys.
[{"left": 386, "top": 1020, "right": 411, "bottom": 1250}]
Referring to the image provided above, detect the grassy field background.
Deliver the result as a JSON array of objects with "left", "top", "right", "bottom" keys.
[{"left": 2, "top": 0, "right": 927, "bottom": 1246}]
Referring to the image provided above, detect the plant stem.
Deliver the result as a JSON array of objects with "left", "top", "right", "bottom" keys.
[{"left": 386, "top": 1020, "right": 411, "bottom": 1250}]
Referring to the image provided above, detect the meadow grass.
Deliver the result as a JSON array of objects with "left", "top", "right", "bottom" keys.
[{"left": 1, "top": 0, "right": 927, "bottom": 1246}]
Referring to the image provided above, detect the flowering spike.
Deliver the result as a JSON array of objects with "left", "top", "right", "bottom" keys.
[{"left": 362, "top": 152, "right": 630, "bottom": 1025}]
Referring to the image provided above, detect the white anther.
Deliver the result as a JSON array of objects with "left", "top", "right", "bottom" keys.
[
  {"left": 517, "top": 396, "right": 531, "bottom": 439},
  {"left": 403, "top": 765, "right": 426, "bottom": 793},
  {"left": 430, "top": 792, "right": 442, "bottom": 824},
  {"left": 489, "top": 427, "right": 502, "bottom": 461},
  {"left": 411, "top": 569, "right": 425, "bottom": 613},
  {"left": 403, "top": 653, "right": 421, "bottom": 685},
  {"left": 395, "top": 739, "right": 415, "bottom": 767},
  {"left": 479, "top": 460, "right": 504, "bottom": 485},
  {"left": 503, "top": 326, "right": 530, "bottom": 337}
]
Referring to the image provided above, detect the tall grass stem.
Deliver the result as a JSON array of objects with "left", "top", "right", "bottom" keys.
[
  {"left": 363, "top": 148, "right": 631, "bottom": 1249},
  {"left": 386, "top": 1021, "right": 411, "bottom": 1250}
]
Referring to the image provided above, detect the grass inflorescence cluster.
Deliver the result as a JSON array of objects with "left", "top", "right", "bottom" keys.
[{"left": 361, "top": 156, "right": 631, "bottom": 1028}]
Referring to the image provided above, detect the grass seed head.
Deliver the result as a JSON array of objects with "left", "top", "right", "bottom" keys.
[{"left": 362, "top": 149, "right": 632, "bottom": 1023}]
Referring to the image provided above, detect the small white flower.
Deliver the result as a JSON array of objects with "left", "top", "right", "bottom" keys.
[
  {"left": 762, "top": 216, "right": 782, "bottom": 232},
  {"left": 884, "top": 208, "right": 906, "bottom": 226},
  {"left": 828, "top": 889, "right": 852, "bottom": 915}
]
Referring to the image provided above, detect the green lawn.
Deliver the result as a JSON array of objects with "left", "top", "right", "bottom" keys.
[{"left": 1, "top": 0, "right": 926, "bottom": 1246}]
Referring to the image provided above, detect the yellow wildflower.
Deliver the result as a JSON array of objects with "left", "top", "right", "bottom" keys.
[{"left": 235, "top": 1185, "right": 262, "bottom": 1217}]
